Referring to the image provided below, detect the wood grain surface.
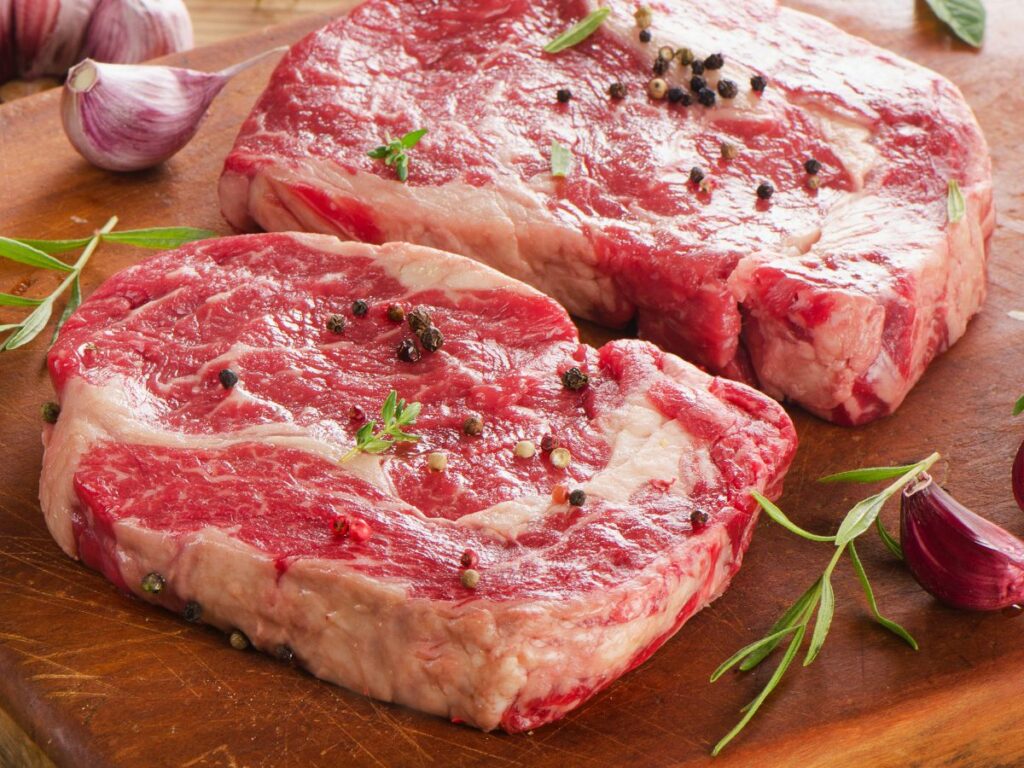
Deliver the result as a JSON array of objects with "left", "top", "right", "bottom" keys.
[
  {"left": 184, "top": 0, "right": 345, "bottom": 46},
  {"left": 1, "top": 2, "right": 1023, "bottom": 767}
]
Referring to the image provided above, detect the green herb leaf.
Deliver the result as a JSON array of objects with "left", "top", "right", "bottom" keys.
[
  {"left": 924, "top": 0, "right": 985, "bottom": 47},
  {"left": 551, "top": 140, "right": 572, "bottom": 178},
  {"left": 102, "top": 227, "right": 215, "bottom": 250},
  {"left": 710, "top": 625, "right": 802, "bottom": 683},
  {"left": 803, "top": 576, "right": 834, "bottom": 666},
  {"left": 751, "top": 490, "right": 835, "bottom": 542},
  {"left": 368, "top": 129, "right": 427, "bottom": 183},
  {"left": 739, "top": 580, "right": 822, "bottom": 672},
  {"left": 381, "top": 391, "right": 397, "bottom": 424},
  {"left": 2, "top": 300, "right": 54, "bottom": 351},
  {"left": 848, "top": 542, "right": 919, "bottom": 650},
  {"left": 341, "top": 390, "right": 423, "bottom": 462},
  {"left": 400, "top": 128, "right": 428, "bottom": 149},
  {"left": 875, "top": 516, "right": 904, "bottom": 559},
  {"left": 50, "top": 276, "right": 82, "bottom": 347},
  {"left": 367, "top": 146, "right": 390, "bottom": 159},
  {"left": 946, "top": 179, "right": 966, "bottom": 223},
  {"left": 0, "top": 237, "right": 74, "bottom": 272},
  {"left": 543, "top": 7, "right": 611, "bottom": 54},
  {"left": 0, "top": 292, "right": 43, "bottom": 307},
  {"left": 1014, "top": 395, "right": 1024, "bottom": 416},
  {"left": 818, "top": 464, "right": 924, "bottom": 484}
]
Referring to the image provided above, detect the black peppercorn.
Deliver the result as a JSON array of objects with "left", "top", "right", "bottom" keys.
[
  {"left": 41, "top": 401, "right": 61, "bottom": 424},
  {"left": 275, "top": 645, "right": 294, "bottom": 663},
  {"left": 717, "top": 79, "right": 738, "bottom": 99},
  {"left": 419, "top": 326, "right": 444, "bottom": 352},
  {"left": 667, "top": 86, "right": 685, "bottom": 104},
  {"left": 386, "top": 303, "right": 405, "bottom": 322},
  {"left": 639, "top": 29, "right": 652, "bottom": 43},
  {"left": 679, "top": 91, "right": 692, "bottom": 106},
  {"left": 698, "top": 87, "right": 716, "bottom": 107},
  {"left": 608, "top": 81, "right": 627, "bottom": 100},
  {"left": 540, "top": 434, "right": 557, "bottom": 452},
  {"left": 804, "top": 158, "right": 822, "bottom": 175},
  {"left": 756, "top": 181, "right": 775, "bottom": 200},
  {"left": 703, "top": 53, "right": 724, "bottom": 70},
  {"left": 691, "top": 60, "right": 705, "bottom": 76},
  {"left": 218, "top": 369, "right": 238, "bottom": 389},
  {"left": 689, "top": 75, "right": 706, "bottom": 92},
  {"left": 406, "top": 306, "right": 432, "bottom": 335},
  {"left": 689, "top": 166, "right": 705, "bottom": 184},
  {"left": 397, "top": 339, "right": 421, "bottom": 363},
  {"left": 561, "top": 366, "right": 589, "bottom": 391},
  {"left": 750, "top": 74, "right": 768, "bottom": 93},
  {"left": 462, "top": 415, "right": 484, "bottom": 436},
  {"left": 326, "top": 314, "right": 346, "bottom": 334},
  {"left": 183, "top": 600, "right": 202, "bottom": 623},
  {"left": 690, "top": 509, "right": 709, "bottom": 528},
  {"left": 568, "top": 489, "right": 586, "bottom": 507},
  {"left": 556, "top": 88, "right": 572, "bottom": 103},
  {"left": 352, "top": 299, "right": 368, "bottom": 317},
  {"left": 652, "top": 56, "right": 669, "bottom": 76}
]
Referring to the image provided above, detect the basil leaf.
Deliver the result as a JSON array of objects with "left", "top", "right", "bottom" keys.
[
  {"left": 803, "top": 576, "right": 834, "bottom": 666},
  {"left": 739, "top": 579, "right": 821, "bottom": 671},
  {"left": 818, "top": 464, "right": 922, "bottom": 484},
  {"left": 2, "top": 299, "right": 54, "bottom": 350},
  {"left": 1013, "top": 394, "right": 1023, "bottom": 416},
  {"left": 0, "top": 292, "right": 43, "bottom": 307},
  {"left": 924, "top": 0, "right": 985, "bottom": 47},
  {"left": 102, "top": 227, "right": 215, "bottom": 250},
  {"left": 751, "top": 490, "right": 835, "bottom": 542},
  {"left": 551, "top": 140, "right": 572, "bottom": 178},
  {"left": 947, "top": 179, "right": 966, "bottom": 223},
  {"left": 0, "top": 237, "right": 74, "bottom": 272},
  {"left": 543, "top": 7, "right": 611, "bottom": 54},
  {"left": 848, "top": 542, "right": 919, "bottom": 650},
  {"left": 875, "top": 516, "right": 904, "bottom": 560},
  {"left": 50, "top": 276, "right": 82, "bottom": 347},
  {"left": 400, "top": 128, "right": 427, "bottom": 149}
]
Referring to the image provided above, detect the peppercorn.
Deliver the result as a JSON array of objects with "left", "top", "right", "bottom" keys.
[
  {"left": 556, "top": 88, "right": 572, "bottom": 103},
  {"left": 703, "top": 53, "right": 724, "bottom": 70},
  {"left": 349, "top": 518, "right": 371, "bottom": 542},
  {"left": 750, "top": 74, "right": 768, "bottom": 93},
  {"left": 462, "top": 415, "right": 484, "bottom": 436},
  {"left": 608, "top": 81, "right": 627, "bottom": 100},
  {"left": 647, "top": 77, "right": 669, "bottom": 99},
  {"left": 690, "top": 509, "right": 709, "bottom": 528},
  {"left": 331, "top": 516, "right": 351, "bottom": 537},
  {"left": 229, "top": 630, "right": 250, "bottom": 651},
  {"left": 678, "top": 91, "right": 693, "bottom": 106},
  {"left": 218, "top": 369, "right": 238, "bottom": 389},
  {"left": 461, "top": 569, "right": 480, "bottom": 589},
  {"left": 540, "top": 433, "right": 557, "bottom": 453},
  {"left": 561, "top": 366, "right": 589, "bottom": 390},
  {"left": 652, "top": 57, "right": 669, "bottom": 76},
  {"left": 658, "top": 45, "right": 675, "bottom": 61},
  {"left": 676, "top": 47, "right": 694, "bottom": 65},
  {"left": 552, "top": 484, "right": 569, "bottom": 504},
  {"left": 807, "top": 175, "right": 821, "bottom": 191},
  {"left": 514, "top": 440, "right": 536, "bottom": 459},
  {"left": 550, "top": 447, "right": 572, "bottom": 469},
  {"left": 634, "top": 5, "right": 653, "bottom": 28},
  {"left": 348, "top": 404, "right": 366, "bottom": 422},
  {"left": 183, "top": 600, "right": 202, "bottom": 623},
  {"left": 568, "top": 489, "right": 586, "bottom": 507},
  {"left": 689, "top": 75, "right": 706, "bottom": 92},
  {"left": 689, "top": 166, "right": 705, "bottom": 184},
  {"left": 756, "top": 181, "right": 775, "bottom": 200},
  {"left": 667, "top": 86, "right": 685, "bottom": 104},
  {"left": 352, "top": 299, "right": 368, "bottom": 317},
  {"left": 691, "top": 60, "right": 705, "bottom": 76},
  {"left": 461, "top": 549, "right": 479, "bottom": 569},
  {"left": 717, "top": 79, "right": 738, "bottom": 99},
  {"left": 698, "top": 87, "right": 716, "bottom": 107},
  {"left": 804, "top": 158, "right": 822, "bottom": 175},
  {"left": 427, "top": 451, "right": 448, "bottom": 472},
  {"left": 720, "top": 142, "right": 739, "bottom": 160},
  {"left": 386, "top": 303, "right": 405, "bottom": 322},
  {"left": 638, "top": 29, "right": 652, "bottom": 43},
  {"left": 326, "top": 314, "right": 346, "bottom": 334},
  {"left": 41, "top": 401, "right": 61, "bottom": 424},
  {"left": 406, "top": 306, "right": 432, "bottom": 335},
  {"left": 141, "top": 572, "right": 164, "bottom": 594},
  {"left": 419, "top": 326, "right": 444, "bottom": 352},
  {"left": 397, "top": 338, "right": 421, "bottom": 363},
  {"left": 699, "top": 178, "right": 714, "bottom": 195},
  {"left": 275, "top": 645, "right": 294, "bottom": 663}
]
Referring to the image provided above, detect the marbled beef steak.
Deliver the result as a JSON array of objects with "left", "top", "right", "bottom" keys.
[
  {"left": 41, "top": 233, "right": 796, "bottom": 731},
  {"left": 220, "top": 0, "right": 994, "bottom": 425}
]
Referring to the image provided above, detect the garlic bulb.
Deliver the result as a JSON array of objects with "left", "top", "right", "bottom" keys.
[
  {"left": 83, "top": 0, "right": 193, "bottom": 65},
  {"left": 14, "top": 0, "right": 99, "bottom": 79},
  {"left": 62, "top": 49, "right": 286, "bottom": 172},
  {"left": 901, "top": 473, "right": 1024, "bottom": 611}
]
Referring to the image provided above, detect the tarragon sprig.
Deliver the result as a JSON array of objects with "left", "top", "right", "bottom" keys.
[
  {"left": 341, "top": 390, "right": 421, "bottom": 463},
  {"left": 0, "top": 218, "right": 215, "bottom": 351},
  {"left": 367, "top": 128, "right": 428, "bottom": 182},
  {"left": 710, "top": 452, "right": 940, "bottom": 755}
]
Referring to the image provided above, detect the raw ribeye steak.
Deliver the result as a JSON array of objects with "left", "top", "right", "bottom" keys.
[
  {"left": 41, "top": 233, "right": 796, "bottom": 732},
  {"left": 220, "top": 0, "right": 994, "bottom": 425}
]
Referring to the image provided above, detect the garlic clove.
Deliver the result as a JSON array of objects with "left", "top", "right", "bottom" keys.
[
  {"left": 83, "top": 0, "right": 194, "bottom": 65},
  {"left": 1014, "top": 439, "right": 1024, "bottom": 513},
  {"left": 15, "top": 0, "right": 100, "bottom": 79},
  {"left": 901, "top": 473, "right": 1024, "bottom": 611}
]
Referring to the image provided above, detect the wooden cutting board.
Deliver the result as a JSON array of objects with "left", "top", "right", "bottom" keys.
[{"left": 2, "top": 3, "right": 1023, "bottom": 766}]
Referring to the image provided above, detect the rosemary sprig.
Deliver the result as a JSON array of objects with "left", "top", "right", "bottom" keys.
[
  {"left": 543, "top": 7, "right": 611, "bottom": 54},
  {"left": 711, "top": 452, "right": 939, "bottom": 755},
  {"left": 340, "top": 390, "right": 422, "bottom": 463},
  {"left": 367, "top": 128, "right": 428, "bottom": 182},
  {"left": 0, "top": 219, "right": 215, "bottom": 351}
]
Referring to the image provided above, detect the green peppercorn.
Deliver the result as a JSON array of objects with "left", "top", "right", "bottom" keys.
[
  {"left": 41, "top": 401, "right": 61, "bottom": 424},
  {"left": 561, "top": 366, "right": 589, "bottom": 390},
  {"left": 658, "top": 45, "right": 675, "bottom": 62},
  {"left": 352, "top": 299, "right": 368, "bottom": 317},
  {"left": 326, "top": 314, "right": 346, "bottom": 334},
  {"left": 676, "top": 47, "right": 694, "bottom": 66},
  {"left": 141, "top": 572, "right": 165, "bottom": 594},
  {"left": 634, "top": 6, "right": 653, "bottom": 29}
]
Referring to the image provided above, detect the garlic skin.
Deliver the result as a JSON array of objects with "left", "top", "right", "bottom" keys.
[
  {"left": 901, "top": 473, "right": 1024, "bottom": 611},
  {"left": 14, "top": 0, "right": 99, "bottom": 79},
  {"left": 83, "top": 0, "right": 194, "bottom": 65},
  {"left": 61, "top": 49, "right": 286, "bottom": 172}
]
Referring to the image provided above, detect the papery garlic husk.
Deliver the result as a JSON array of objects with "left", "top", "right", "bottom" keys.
[
  {"left": 14, "top": 0, "right": 99, "bottom": 79},
  {"left": 62, "top": 50, "right": 285, "bottom": 172},
  {"left": 901, "top": 473, "right": 1024, "bottom": 611},
  {"left": 83, "top": 0, "right": 194, "bottom": 65}
]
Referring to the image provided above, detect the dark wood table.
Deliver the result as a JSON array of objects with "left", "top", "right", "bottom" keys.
[{"left": 1, "top": 2, "right": 1022, "bottom": 766}]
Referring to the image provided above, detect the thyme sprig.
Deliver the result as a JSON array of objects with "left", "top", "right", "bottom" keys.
[
  {"left": 367, "top": 128, "right": 428, "bottom": 182},
  {"left": 0, "top": 219, "right": 214, "bottom": 351},
  {"left": 711, "top": 452, "right": 940, "bottom": 755},
  {"left": 341, "top": 390, "right": 421, "bottom": 463}
]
